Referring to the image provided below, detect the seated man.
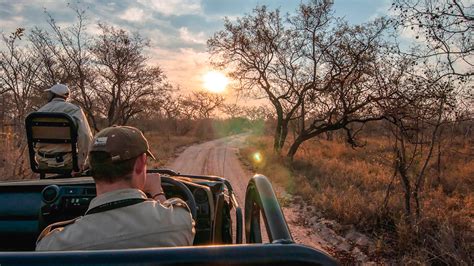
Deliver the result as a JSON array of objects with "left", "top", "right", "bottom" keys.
[
  {"left": 35, "top": 84, "right": 92, "bottom": 171},
  {"left": 36, "top": 126, "right": 195, "bottom": 251}
]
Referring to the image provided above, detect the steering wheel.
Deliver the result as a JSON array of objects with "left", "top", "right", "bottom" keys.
[{"left": 160, "top": 175, "right": 197, "bottom": 220}]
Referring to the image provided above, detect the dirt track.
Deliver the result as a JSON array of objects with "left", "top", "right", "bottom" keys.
[{"left": 167, "top": 134, "right": 328, "bottom": 252}]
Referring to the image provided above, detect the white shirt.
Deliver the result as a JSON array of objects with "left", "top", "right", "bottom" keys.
[
  {"left": 36, "top": 189, "right": 195, "bottom": 251},
  {"left": 36, "top": 98, "right": 93, "bottom": 169}
]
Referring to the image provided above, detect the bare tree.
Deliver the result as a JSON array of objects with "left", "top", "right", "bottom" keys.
[
  {"left": 243, "top": 105, "right": 274, "bottom": 121},
  {"left": 221, "top": 103, "right": 245, "bottom": 119},
  {"left": 392, "top": 0, "right": 473, "bottom": 79},
  {"left": 29, "top": 5, "right": 99, "bottom": 130},
  {"left": 209, "top": 0, "right": 392, "bottom": 159},
  {"left": 285, "top": 15, "right": 391, "bottom": 159},
  {"left": 179, "top": 91, "right": 224, "bottom": 119},
  {"left": 209, "top": 1, "right": 333, "bottom": 153},
  {"left": 91, "top": 23, "right": 170, "bottom": 126},
  {"left": 0, "top": 29, "right": 42, "bottom": 176},
  {"left": 0, "top": 29, "right": 42, "bottom": 119},
  {"left": 381, "top": 60, "right": 456, "bottom": 222}
]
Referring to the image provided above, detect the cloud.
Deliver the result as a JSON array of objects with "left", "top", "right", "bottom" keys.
[
  {"left": 179, "top": 27, "right": 206, "bottom": 44},
  {"left": 368, "top": 0, "right": 391, "bottom": 21},
  {"left": 137, "top": 0, "right": 202, "bottom": 16},
  {"left": 148, "top": 47, "right": 209, "bottom": 91},
  {"left": 0, "top": 16, "right": 24, "bottom": 35},
  {"left": 120, "top": 7, "right": 150, "bottom": 22}
]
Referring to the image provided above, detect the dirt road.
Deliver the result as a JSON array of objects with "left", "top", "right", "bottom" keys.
[{"left": 167, "top": 134, "right": 328, "bottom": 252}]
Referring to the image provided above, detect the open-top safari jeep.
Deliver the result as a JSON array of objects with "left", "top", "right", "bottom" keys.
[{"left": 0, "top": 112, "right": 336, "bottom": 265}]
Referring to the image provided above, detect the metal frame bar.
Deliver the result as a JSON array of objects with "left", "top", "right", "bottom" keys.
[{"left": 245, "top": 174, "right": 293, "bottom": 244}]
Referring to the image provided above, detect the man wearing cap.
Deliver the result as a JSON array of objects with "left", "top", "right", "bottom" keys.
[
  {"left": 36, "top": 84, "right": 93, "bottom": 171},
  {"left": 36, "top": 126, "right": 195, "bottom": 251}
]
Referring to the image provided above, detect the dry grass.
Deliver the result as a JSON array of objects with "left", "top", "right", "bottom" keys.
[
  {"left": 0, "top": 127, "right": 32, "bottom": 181},
  {"left": 146, "top": 132, "right": 200, "bottom": 168},
  {"left": 240, "top": 134, "right": 474, "bottom": 264}
]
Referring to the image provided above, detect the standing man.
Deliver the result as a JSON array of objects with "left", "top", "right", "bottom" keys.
[
  {"left": 36, "top": 126, "right": 195, "bottom": 250},
  {"left": 36, "top": 84, "right": 93, "bottom": 171}
]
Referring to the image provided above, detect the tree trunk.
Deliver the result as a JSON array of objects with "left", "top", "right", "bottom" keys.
[
  {"left": 437, "top": 128, "right": 443, "bottom": 184},
  {"left": 273, "top": 118, "right": 288, "bottom": 153},
  {"left": 397, "top": 149, "right": 412, "bottom": 223},
  {"left": 402, "top": 176, "right": 411, "bottom": 223},
  {"left": 287, "top": 136, "right": 304, "bottom": 161}
]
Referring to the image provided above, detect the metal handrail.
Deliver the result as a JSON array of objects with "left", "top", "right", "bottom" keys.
[{"left": 245, "top": 174, "right": 293, "bottom": 244}]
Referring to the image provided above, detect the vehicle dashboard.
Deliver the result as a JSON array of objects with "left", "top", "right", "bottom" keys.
[{"left": 0, "top": 175, "right": 223, "bottom": 251}]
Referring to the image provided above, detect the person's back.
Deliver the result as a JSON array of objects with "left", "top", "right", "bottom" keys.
[
  {"left": 35, "top": 84, "right": 92, "bottom": 171},
  {"left": 36, "top": 189, "right": 193, "bottom": 250},
  {"left": 36, "top": 126, "right": 195, "bottom": 251}
]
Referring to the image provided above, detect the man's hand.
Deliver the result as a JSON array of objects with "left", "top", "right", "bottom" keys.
[{"left": 144, "top": 173, "right": 166, "bottom": 203}]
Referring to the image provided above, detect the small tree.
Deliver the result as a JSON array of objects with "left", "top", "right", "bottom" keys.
[
  {"left": 91, "top": 23, "right": 170, "bottom": 126},
  {"left": 179, "top": 91, "right": 224, "bottom": 119},
  {"left": 0, "top": 29, "right": 42, "bottom": 176},
  {"left": 382, "top": 62, "right": 456, "bottom": 222}
]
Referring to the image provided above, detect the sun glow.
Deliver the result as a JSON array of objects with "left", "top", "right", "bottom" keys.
[{"left": 203, "top": 71, "right": 229, "bottom": 93}]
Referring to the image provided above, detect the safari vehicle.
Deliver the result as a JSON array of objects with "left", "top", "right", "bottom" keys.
[{"left": 0, "top": 112, "right": 337, "bottom": 265}]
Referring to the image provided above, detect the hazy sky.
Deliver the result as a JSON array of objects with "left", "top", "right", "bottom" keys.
[{"left": 0, "top": 0, "right": 391, "bottom": 98}]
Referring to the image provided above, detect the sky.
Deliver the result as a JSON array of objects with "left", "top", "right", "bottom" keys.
[{"left": 0, "top": 0, "right": 391, "bottom": 99}]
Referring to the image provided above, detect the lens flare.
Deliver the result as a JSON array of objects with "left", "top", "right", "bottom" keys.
[{"left": 253, "top": 152, "right": 262, "bottom": 163}]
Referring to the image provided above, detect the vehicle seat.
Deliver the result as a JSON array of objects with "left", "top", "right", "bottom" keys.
[{"left": 25, "top": 112, "right": 79, "bottom": 178}]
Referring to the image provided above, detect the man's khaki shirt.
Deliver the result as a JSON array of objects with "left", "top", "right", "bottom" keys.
[
  {"left": 36, "top": 189, "right": 195, "bottom": 251},
  {"left": 36, "top": 98, "right": 93, "bottom": 169}
]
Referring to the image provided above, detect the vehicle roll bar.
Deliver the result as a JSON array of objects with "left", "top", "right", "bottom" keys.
[{"left": 245, "top": 174, "right": 293, "bottom": 244}]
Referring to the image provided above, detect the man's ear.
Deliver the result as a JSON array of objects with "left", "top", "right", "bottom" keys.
[{"left": 133, "top": 154, "right": 147, "bottom": 175}]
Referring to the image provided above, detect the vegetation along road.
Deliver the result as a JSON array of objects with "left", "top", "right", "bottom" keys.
[{"left": 167, "top": 134, "right": 378, "bottom": 263}]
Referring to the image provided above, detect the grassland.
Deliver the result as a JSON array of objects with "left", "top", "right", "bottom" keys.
[{"left": 240, "top": 134, "right": 473, "bottom": 264}]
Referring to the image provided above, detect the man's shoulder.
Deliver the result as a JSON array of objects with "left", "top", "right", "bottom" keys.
[
  {"left": 59, "top": 101, "right": 81, "bottom": 111},
  {"left": 36, "top": 217, "right": 81, "bottom": 250},
  {"left": 38, "top": 100, "right": 81, "bottom": 113}
]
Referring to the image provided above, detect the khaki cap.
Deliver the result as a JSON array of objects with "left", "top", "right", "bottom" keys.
[{"left": 89, "top": 126, "right": 156, "bottom": 162}]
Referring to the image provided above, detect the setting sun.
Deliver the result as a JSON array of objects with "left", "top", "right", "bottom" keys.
[{"left": 203, "top": 71, "right": 229, "bottom": 93}]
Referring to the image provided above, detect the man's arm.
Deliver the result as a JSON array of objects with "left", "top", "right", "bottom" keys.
[
  {"left": 72, "top": 108, "right": 93, "bottom": 170},
  {"left": 144, "top": 173, "right": 167, "bottom": 203}
]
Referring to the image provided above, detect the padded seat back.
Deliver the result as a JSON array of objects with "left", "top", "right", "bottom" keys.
[{"left": 25, "top": 112, "right": 79, "bottom": 177}]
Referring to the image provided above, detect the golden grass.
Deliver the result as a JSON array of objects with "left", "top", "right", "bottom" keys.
[
  {"left": 240, "top": 134, "right": 473, "bottom": 263},
  {"left": 0, "top": 127, "right": 32, "bottom": 181}
]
